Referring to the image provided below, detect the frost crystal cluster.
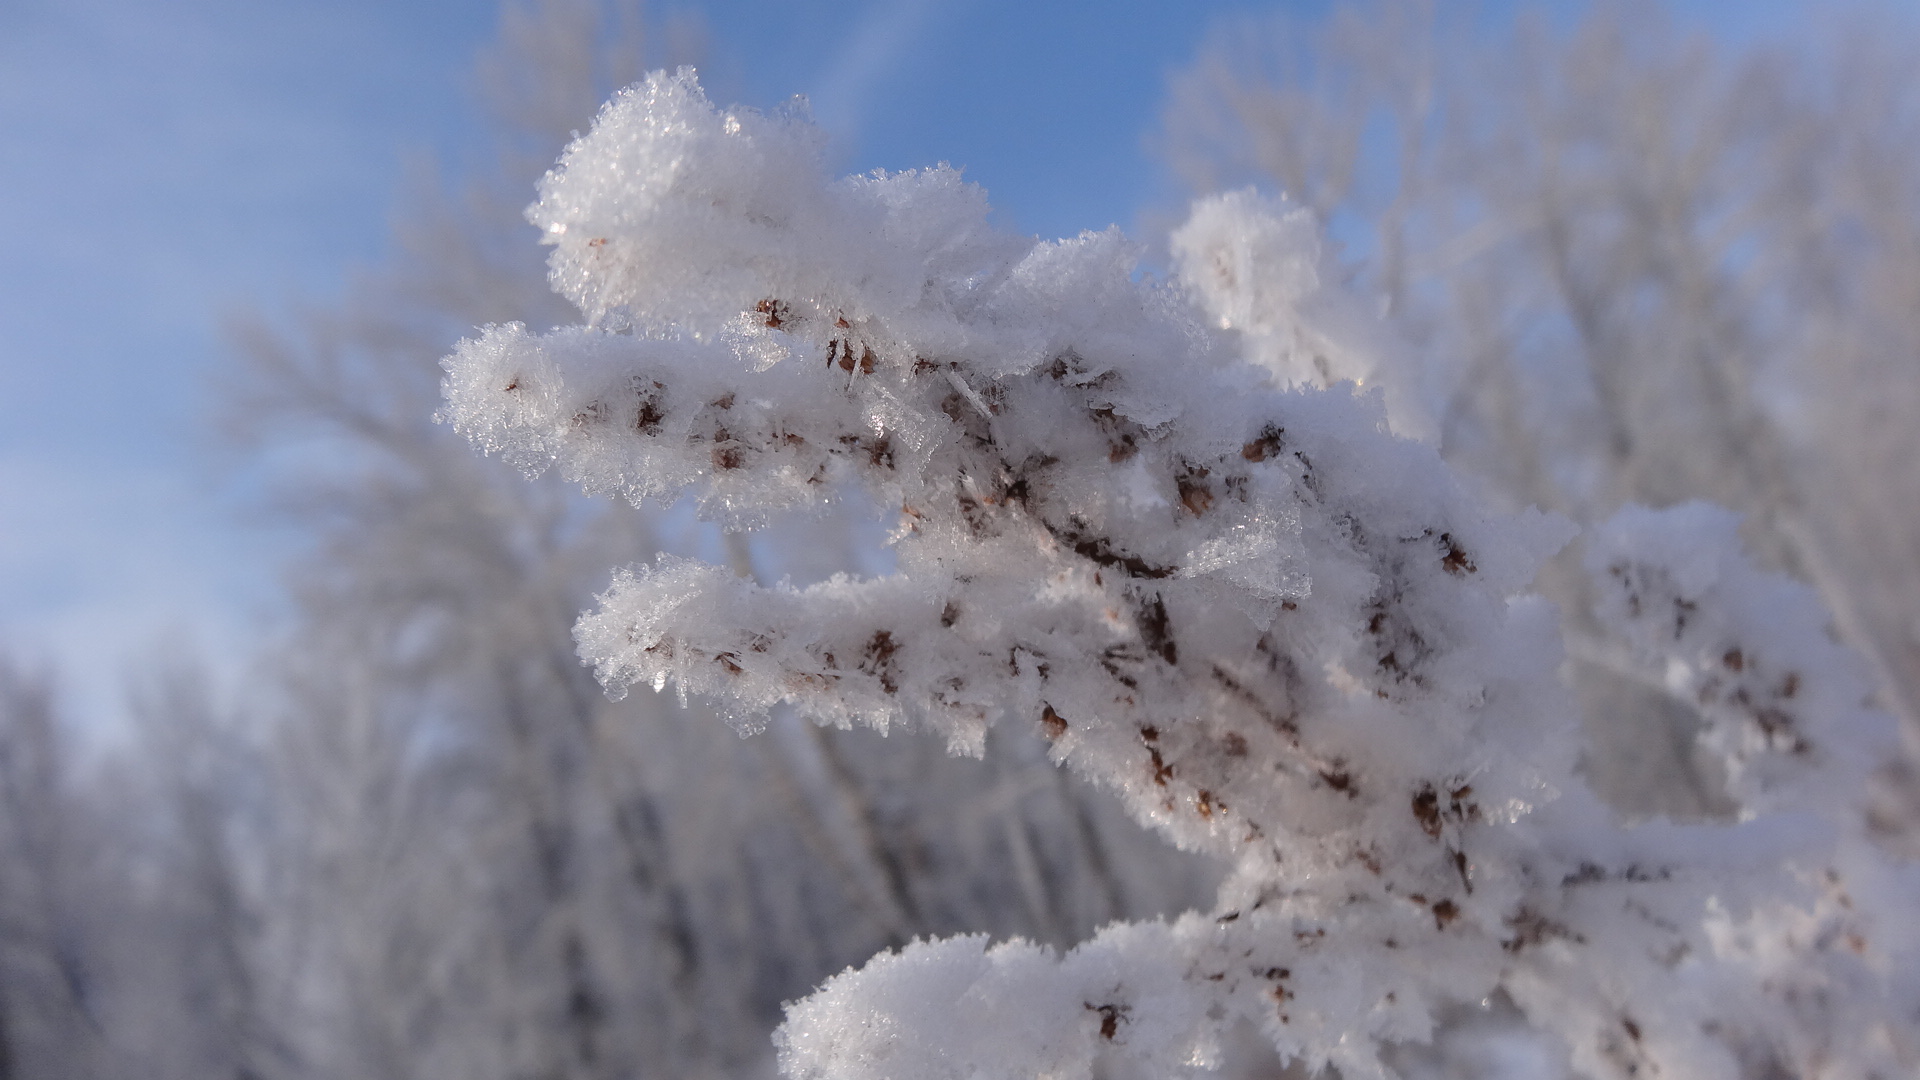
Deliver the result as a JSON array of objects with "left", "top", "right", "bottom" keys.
[{"left": 442, "top": 70, "right": 1918, "bottom": 1080}]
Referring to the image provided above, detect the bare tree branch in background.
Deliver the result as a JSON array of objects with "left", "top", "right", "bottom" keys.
[{"left": 0, "top": 658, "right": 108, "bottom": 1080}]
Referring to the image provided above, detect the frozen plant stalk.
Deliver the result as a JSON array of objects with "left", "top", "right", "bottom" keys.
[{"left": 442, "top": 70, "right": 1919, "bottom": 1080}]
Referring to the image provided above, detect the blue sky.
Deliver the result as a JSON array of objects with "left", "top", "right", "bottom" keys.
[
  {"left": 0, "top": 0, "right": 1857, "bottom": 720},
  {"left": 0, "top": 0, "right": 496, "bottom": 717}
]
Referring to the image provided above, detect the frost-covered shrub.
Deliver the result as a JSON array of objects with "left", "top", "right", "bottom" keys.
[{"left": 442, "top": 69, "right": 1919, "bottom": 1080}]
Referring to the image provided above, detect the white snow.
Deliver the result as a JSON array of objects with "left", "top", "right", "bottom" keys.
[{"left": 442, "top": 69, "right": 1920, "bottom": 1080}]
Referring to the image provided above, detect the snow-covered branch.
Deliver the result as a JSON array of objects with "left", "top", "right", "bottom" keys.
[{"left": 442, "top": 69, "right": 1918, "bottom": 1080}]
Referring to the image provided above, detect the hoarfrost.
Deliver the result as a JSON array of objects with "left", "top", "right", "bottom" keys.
[{"left": 443, "top": 69, "right": 1920, "bottom": 1080}]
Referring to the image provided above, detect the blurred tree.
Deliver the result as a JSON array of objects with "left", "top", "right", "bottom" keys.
[{"left": 0, "top": 658, "right": 107, "bottom": 1080}]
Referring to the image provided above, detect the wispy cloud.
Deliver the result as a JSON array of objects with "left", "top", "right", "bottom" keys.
[{"left": 806, "top": 0, "right": 948, "bottom": 147}]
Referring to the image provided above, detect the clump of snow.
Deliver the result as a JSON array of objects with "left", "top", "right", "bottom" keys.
[
  {"left": 1588, "top": 502, "right": 1897, "bottom": 815},
  {"left": 1171, "top": 189, "right": 1432, "bottom": 439},
  {"left": 442, "top": 69, "right": 1920, "bottom": 1080}
]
